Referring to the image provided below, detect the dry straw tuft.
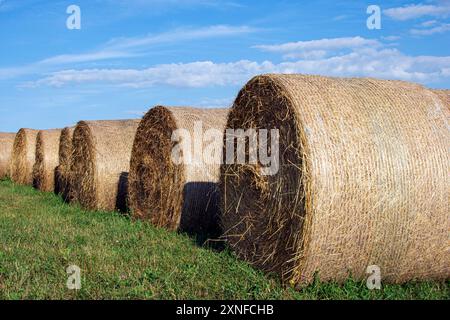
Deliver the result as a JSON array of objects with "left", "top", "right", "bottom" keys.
[
  {"left": 0, "top": 133, "right": 16, "bottom": 178},
  {"left": 70, "top": 120, "right": 140, "bottom": 211},
  {"left": 220, "top": 74, "right": 450, "bottom": 286},
  {"left": 10, "top": 128, "right": 39, "bottom": 185},
  {"left": 128, "top": 106, "right": 229, "bottom": 235},
  {"left": 55, "top": 127, "right": 74, "bottom": 200},
  {"left": 32, "top": 129, "right": 62, "bottom": 192}
]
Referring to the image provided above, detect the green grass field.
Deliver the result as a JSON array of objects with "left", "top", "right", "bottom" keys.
[{"left": 0, "top": 179, "right": 448, "bottom": 300}]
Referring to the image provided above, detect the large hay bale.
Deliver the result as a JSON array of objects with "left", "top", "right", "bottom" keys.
[
  {"left": 0, "top": 133, "right": 16, "bottom": 179},
  {"left": 32, "top": 129, "right": 62, "bottom": 192},
  {"left": 70, "top": 120, "right": 140, "bottom": 211},
  {"left": 220, "top": 74, "right": 450, "bottom": 286},
  {"left": 55, "top": 127, "right": 74, "bottom": 201},
  {"left": 128, "top": 106, "right": 229, "bottom": 235},
  {"left": 432, "top": 89, "right": 450, "bottom": 108},
  {"left": 10, "top": 128, "right": 39, "bottom": 185}
]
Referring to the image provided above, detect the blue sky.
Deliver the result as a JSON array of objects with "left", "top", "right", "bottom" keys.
[{"left": 1, "top": 0, "right": 449, "bottom": 132}]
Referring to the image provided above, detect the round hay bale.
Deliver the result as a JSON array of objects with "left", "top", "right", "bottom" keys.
[
  {"left": 220, "top": 74, "right": 450, "bottom": 286},
  {"left": 0, "top": 132, "right": 16, "bottom": 179},
  {"left": 55, "top": 127, "right": 74, "bottom": 201},
  {"left": 32, "top": 129, "right": 62, "bottom": 192},
  {"left": 10, "top": 128, "right": 39, "bottom": 185},
  {"left": 432, "top": 89, "right": 450, "bottom": 108},
  {"left": 70, "top": 120, "right": 140, "bottom": 211},
  {"left": 128, "top": 106, "right": 229, "bottom": 235}
]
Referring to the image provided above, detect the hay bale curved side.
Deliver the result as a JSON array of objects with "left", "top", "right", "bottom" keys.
[
  {"left": 220, "top": 74, "right": 450, "bottom": 286},
  {"left": 70, "top": 120, "right": 140, "bottom": 211},
  {"left": 32, "top": 129, "right": 62, "bottom": 192},
  {"left": 128, "top": 106, "right": 229, "bottom": 235},
  {"left": 10, "top": 129, "right": 39, "bottom": 185},
  {"left": 0, "top": 133, "right": 16, "bottom": 178},
  {"left": 55, "top": 127, "right": 74, "bottom": 200},
  {"left": 432, "top": 89, "right": 450, "bottom": 108}
]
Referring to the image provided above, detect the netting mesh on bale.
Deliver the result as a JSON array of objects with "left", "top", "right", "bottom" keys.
[
  {"left": 128, "top": 106, "right": 229, "bottom": 236},
  {"left": 432, "top": 89, "right": 450, "bottom": 109},
  {"left": 10, "top": 128, "right": 39, "bottom": 185},
  {"left": 220, "top": 74, "right": 450, "bottom": 286},
  {"left": 32, "top": 129, "right": 62, "bottom": 192},
  {"left": 70, "top": 120, "right": 140, "bottom": 212},
  {"left": 55, "top": 127, "right": 74, "bottom": 201},
  {"left": 0, "top": 133, "right": 15, "bottom": 179}
]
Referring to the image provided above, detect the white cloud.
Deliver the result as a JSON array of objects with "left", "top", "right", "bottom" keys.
[
  {"left": 0, "top": 24, "right": 257, "bottom": 79},
  {"left": 421, "top": 20, "right": 439, "bottom": 27},
  {"left": 194, "top": 97, "right": 235, "bottom": 108},
  {"left": 381, "top": 35, "right": 401, "bottom": 41},
  {"left": 51, "top": 25, "right": 257, "bottom": 65},
  {"left": 332, "top": 15, "right": 348, "bottom": 21},
  {"left": 384, "top": 3, "right": 450, "bottom": 21},
  {"left": 254, "top": 37, "right": 382, "bottom": 60},
  {"left": 24, "top": 60, "right": 270, "bottom": 88},
  {"left": 283, "top": 50, "right": 328, "bottom": 60},
  {"left": 25, "top": 47, "right": 450, "bottom": 88},
  {"left": 255, "top": 36, "right": 381, "bottom": 52},
  {"left": 39, "top": 51, "right": 139, "bottom": 65},
  {"left": 410, "top": 22, "right": 450, "bottom": 35},
  {"left": 106, "top": 25, "right": 258, "bottom": 50}
]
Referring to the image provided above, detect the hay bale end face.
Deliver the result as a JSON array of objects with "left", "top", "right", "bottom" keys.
[
  {"left": 10, "top": 128, "right": 39, "bottom": 185},
  {"left": 70, "top": 120, "right": 140, "bottom": 212},
  {"left": 55, "top": 127, "right": 74, "bottom": 200},
  {"left": 32, "top": 129, "right": 62, "bottom": 192},
  {"left": 128, "top": 106, "right": 229, "bottom": 235},
  {"left": 0, "top": 133, "right": 16, "bottom": 179},
  {"left": 220, "top": 74, "right": 450, "bottom": 286}
]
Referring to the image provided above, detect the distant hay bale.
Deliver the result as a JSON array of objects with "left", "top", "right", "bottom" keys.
[
  {"left": 55, "top": 127, "right": 74, "bottom": 200},
  {"left": 128, "top": 106, "right": 229, "bottom": 235},
  {"left": 220, "top": 74, "right": 450, "bottom": 286},
  {"left": 10, "top": 129, "right": 39, "bottom": 185},
  {"left": 70, "top": 120, "right": 140, "bottom": 211},
  {"left": 0, "top": 133, "right": 15, "bottom": 179},
  {"left": 32, "top": 129, "right": 62, "bottom": 192}
]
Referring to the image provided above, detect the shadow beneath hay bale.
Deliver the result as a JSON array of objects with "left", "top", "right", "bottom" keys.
[
  {"left": 32, "top": 177, "right": 39, "bottom": 190},
  {"left": 178, "top": 181, "right": 224, "bottom": 250},
  {"left": 54, "top": 166, "right": 62, "bottom": 195},
  {"left": 54, "top": 166, "right": 71, "bottom": 203},
  {"left": 116, "top": 172, "right": 129, "bottom": 214}
]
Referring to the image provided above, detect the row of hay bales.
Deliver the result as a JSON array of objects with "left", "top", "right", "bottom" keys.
[{"left": 0, "top": 74, "right": 449, "bottom": 287}]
